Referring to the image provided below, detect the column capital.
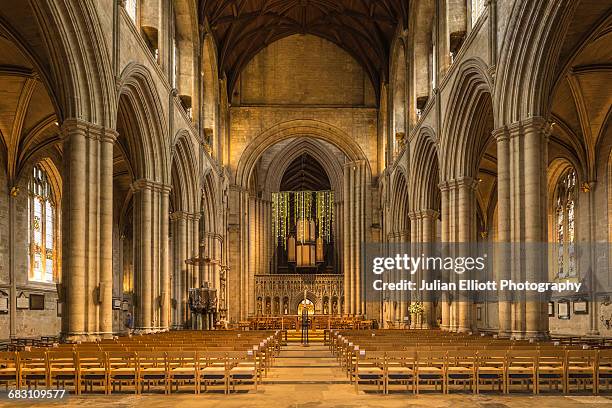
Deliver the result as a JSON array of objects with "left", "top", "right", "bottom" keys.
[
  {"left": 169, "top": 210, "right": 199, "bottom": 221},
  {"left": 442, "top": 177, "right": 478, "bottom": 191},
  {"left": 417, "top": 209, "right": 439, "bottom": 220},
  {"left": 492, "top": 126, "right": 510, "bottom": 142},
  {"left": 438, "top": 181, "right": 451, "bottom": 192},
  {"left": 60, "top": 118, "right": 117, "bottom": 143},
  {"left": 505, "top": 116, "right": 553, "bottom": 139},
  {"left": 131, "top": 179, "right": 172, "bottom": 194}
]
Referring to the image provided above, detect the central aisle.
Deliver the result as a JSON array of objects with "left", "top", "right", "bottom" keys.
[{"left": 263, "top": 341, "right": 349, "bottom": 385}]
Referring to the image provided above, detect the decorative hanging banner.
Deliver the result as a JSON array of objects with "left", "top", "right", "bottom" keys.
[{"left": 272, "top": 190, "right": 334, "bottom": 248}]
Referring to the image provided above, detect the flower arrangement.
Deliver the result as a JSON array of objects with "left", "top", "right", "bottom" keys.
[{"left": 408, "top": 302, "right": 424, "bottom": 315}]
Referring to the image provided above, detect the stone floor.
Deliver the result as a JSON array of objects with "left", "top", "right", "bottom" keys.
[{"left": 3, "top": 341, "right": 612, "bottom": 407}]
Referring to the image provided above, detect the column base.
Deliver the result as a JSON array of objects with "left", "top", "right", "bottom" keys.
[
  {"left": 588, "top": 330, "right": 600, "bottom": 336},
  {"left": 62, "top": 332, "right": 114, "bottom": 342},
  {"left": 496, "top": 330, "right": 512, "bottom": 339},
  {"left": 133, "top": 327, "right": 155, "bottom": 335},
  {"left": 523, "top": 331, "right": 550, "bottom": 341}
]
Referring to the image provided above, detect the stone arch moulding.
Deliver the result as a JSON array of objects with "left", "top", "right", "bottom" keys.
[
  {"left": 117, "top": 62, "right": 170, "bottom": 184},
  {"left": 441, "top": 57, "right": 494, "bottom": 180},
  {"left": 201, "top": 169, "right": 220, "bottom": 235},
  {"left": 410, "top": 125, "right": 440, "bottom": 211},
  {"left": 29, "top": 0, "right": 116, "bottom": 127},
  {"left": 263, "top": 138, "right": 345, "bottom": 196},
  {"left": 171, "top": 129, "right": 199, "bottom": 214},
  {"left": 235, "top": 119, "right": 370, "bottom": 189},
  {"left": 494, "top": 0, "right": 579, "bottom": 125}
]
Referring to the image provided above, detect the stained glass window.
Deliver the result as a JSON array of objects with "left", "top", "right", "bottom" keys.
[
  {"left": 554, "top": 168, "right": 577, "bottom": 278},
  {"left": 28, "top": 165, "right": 56, "bottom": 283}
]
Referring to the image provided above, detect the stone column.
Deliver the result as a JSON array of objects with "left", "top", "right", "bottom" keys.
[
  {"left": 494, "top": 126, "right": 512, "bottom": 337},
  {"left": 133, "top": 180, "right": 153, "bottom": 332},
  {"left": 509, "top": 121, "right": 525, "bottom": 338},
  {"left": 583, "top": 182, "right": 599, "bottom": 335},
  {"left": 160, "top": 188, "right": 170, "bottom": 330},
  {"left": 439, "top": 182, "right": 451, "bottom": 330},
  {"left": 421, "top": 209, "right": 438, "bottom": 328},
  {"left": 521, "top": 118, "right": 550, "bottom": 339},
  {"left": 456, "top": 177, "right": 477, "bottom": 333},
  {"left": 99, "top": 129, "right": 117, "bottom": 337},
  {"left": 62, "top": 120, "right": 87, "bottom": 339},
  {"left": 343, "top": 165, "right": 351, "bottom": 314},
  {"left": 169, "top": 214, "right": 179, "bottom": 328}
]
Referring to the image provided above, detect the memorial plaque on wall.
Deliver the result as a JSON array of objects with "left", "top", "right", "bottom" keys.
[
  {"left": 0, "top": 297, "right": 8, "bottom": 313},
  {"left": 16, "top": 294, "right": 29, "bottom": 309},
  {"left": 30, "top": 294, "right": 45, "bottom": 310}
]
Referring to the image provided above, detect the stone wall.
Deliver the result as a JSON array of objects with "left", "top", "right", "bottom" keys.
[
  {"left": 0, "top": 167, "right": 61, "bottom": 340},
  {"left": 233, "top": 35, "right": 376, "bottom": 107}
]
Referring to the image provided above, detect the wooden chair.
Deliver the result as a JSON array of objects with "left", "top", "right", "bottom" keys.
[
  {"left": 47, "top": 350, "right": 78, "bottom": 393},
  {"left": 137, "top": 351, "right": 168, "bottom": 393},
  {"left": 476, "top": 350, "right": 506, "bottom": 393},
  {"left": 167, "top": 351, "right": 198, "bottom": 394},
  {"left": 566, "top": 349, "right": 597, "bottom": 394},
  {"left": 0, "top": 351, "right": 18, "bottom": 390},
  {"left": 108, "top": 351, "right": 138, "bottom": 394},
  {"left": 385, "top": 350, "right": 415, "bottom": 394},
  {"left": 415, "top": 350, "right": 445, "bottom": 393},
  {"left": 597, "top": 349, "right": 612, "bottom": 393},
  {"left": 227, "top": 351, "right": 258, "bottom": 394},
  {"left": 506, "top": 350, "right": 537, "bottom": 394},
  {"left": 77, "top": 351, "right": 108, "bottom": 394},
  {"left": 445, "top": 350, "right": 476, "bottom": 394},
  {"left": 537, "top": 349, "right": 565, "bottom": 393},
  {"left": 354, "top": 350, "right": 385, "bottom": 393},
  {"left": 198, "top": 351, "right": 227, "bottom": 393},
  {"left": 18, "top": 351, "right": 47, "bottom": 389}
]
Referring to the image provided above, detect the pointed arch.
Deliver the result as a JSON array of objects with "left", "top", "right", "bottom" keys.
[
  {"left": 410, "top": 126, "right": 441, "bottom": 211},
  {"left": 494, "top": 0, "right": 579, "bottom": 125},
  {"left": 441, "top": 58, "right": 495, "bottom": 180},
  {"left": 171, "top": 129, "right": 198, "bottom": 214},
  {"left": 117, "top": 63, "right": 170, "bottom": 183}
]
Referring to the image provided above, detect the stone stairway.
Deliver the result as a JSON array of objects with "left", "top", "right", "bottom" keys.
[{"left": 263, "top": 336, "right": 349, "bottom": 385}]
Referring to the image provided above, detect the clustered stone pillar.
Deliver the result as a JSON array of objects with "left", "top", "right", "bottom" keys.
[
  {"left": 438, "top": 177, "right": 477, "bottom": 333},
  {"left": 493, "top": 126, "right": 512, "bottom": 337},
  {"left": 61, "top": 119, "right": 117, "bottom": 341},
  {"left": 439, "top": 182, "right": 451, "bottom": 330},
  {"left": 342, "top": 161, "right": 368, "bottom": 315},
  {"left": 170, "top": 210, "right": 201, "bottom": 328},
  {"left": 512, "top": 118, "right": 550, "bottom": 339},
  {"left": 409, "top": 210, "right": 438, "bottom": 328},
  {"left": 484, "top": 118, "right": 551, "bottom": 340},
  {"left": 132, "top": 180, "right": 171, "bottom": 333}
]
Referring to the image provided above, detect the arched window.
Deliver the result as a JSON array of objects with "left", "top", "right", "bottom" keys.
[
  {"left": 554, "top": 168, "right": 577, "bottom": 278},
  {"left": 125, "top": 0, "right": 137, "bottom": 23},
  {"left": 27, "top": 165, "right": 57, "bottom": 283},
  {"left": 471, "top": 0, "right": 486, "bottom": 27}
]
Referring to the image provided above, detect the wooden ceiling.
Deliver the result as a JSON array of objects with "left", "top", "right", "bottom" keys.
[
  {"left": 200, "top": 0, "right": 408, "bottom": 97},
  {"left": 280, "top": 153, "right": 331, "bottom": 191}
]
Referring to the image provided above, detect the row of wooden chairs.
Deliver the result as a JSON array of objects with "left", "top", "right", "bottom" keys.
[
  {"left": 0, "top": 350, "right": 260, "bottom": 395},
  {"left": 0, "top": 330, "right": 283, "bottom": 395},
  {"left": 329, "top": 329, "right": 612, "bottom": 395},
  {"left": 351, "top": 349, "right": 612, "bottom": 395}
]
